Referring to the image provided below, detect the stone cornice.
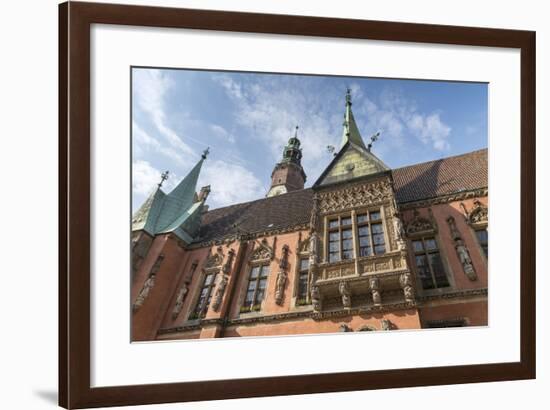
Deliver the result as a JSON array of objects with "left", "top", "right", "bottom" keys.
[
  {"left": 416, "top": 287, "right": 488, "bottom": 302},
  {"left": 398, "top": 188, "right": 488, "bottom": 210}
]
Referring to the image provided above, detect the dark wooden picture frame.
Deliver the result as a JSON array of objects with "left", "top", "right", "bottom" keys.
[{"left": 59, "top": 1, "right": 536, "bottom": 408}]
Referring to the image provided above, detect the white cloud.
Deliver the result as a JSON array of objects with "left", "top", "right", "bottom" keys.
[
  {"left": 133, "top": 69, "right": 195, "bottom": 157},
  {"left": 133, "top": 122, "right": 188, "bottom": 166},
  {"left": 208, "top": 124, "right": 236, "bottom": 143},
  {"left": 407, "top": 112, "right": 451, "bottom": 151},
  {"left": 200, "top": 160, "right": 265, "bottom": 209}
]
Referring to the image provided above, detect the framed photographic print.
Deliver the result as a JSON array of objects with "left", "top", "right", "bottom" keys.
[{"left": 59, "top": 1, "right": 535, "bottom": 408}]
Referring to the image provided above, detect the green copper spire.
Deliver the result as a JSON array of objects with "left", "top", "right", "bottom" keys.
[
  {"left": 340, "top": 89, "right": 367, "bottom": 150},
  {"left": 281, "top": 126, "right": 303, "bottom": 165},
  {"left": 132, "top": 148, "right": 210, "bottom": 243}
]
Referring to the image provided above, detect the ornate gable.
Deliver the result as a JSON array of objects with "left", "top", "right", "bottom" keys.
[
  {"left": 315, "top": 143, "right": 389, "bottom": 187},
  {"left": 461, "top": 199, "right": 488, "bottom": 227},
  {"left": 249, "top": 238, "right": 274, "bottom": 262},
  {"left": 405, "top": 209, "right": 437, "bottom": 236},
  {"left": 204, "top": 246, "right": 224, "bottom": 269}
]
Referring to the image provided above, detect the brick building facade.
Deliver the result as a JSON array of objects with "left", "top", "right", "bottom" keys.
[{"left": 131, "top": 91, "right": 488, "bottom": 341}]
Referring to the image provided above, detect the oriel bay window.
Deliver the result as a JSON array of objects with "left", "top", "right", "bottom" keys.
[
  {"left": 327, "top": 209, "right": 386, "bottom": 262},
  {"left": 241, "top": 264, "right": 270, "bottom": 313},
  {"left": 189, "top": 271, "right": 217, "bottom": 320},
  {"left": 411, "top": 237, "right": 449, "bottom": 290}
]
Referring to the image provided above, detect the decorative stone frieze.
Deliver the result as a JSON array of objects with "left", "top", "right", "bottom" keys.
[
  {"left": 317, "top": 180, "right": 392, "bottom": 214},
  {"left": 249, "top": 238, "right": 275, "bottom": 262}
]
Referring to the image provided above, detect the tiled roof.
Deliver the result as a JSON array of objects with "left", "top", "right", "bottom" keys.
[
  {"left": 392, "top": 149, "right": 488, "bottom": 203},
  {"left": 196, "top": 188, "right": 314, "bottom": 243},
  {"left": 195, "top": 149, "right": 488, "bottom": 243}
]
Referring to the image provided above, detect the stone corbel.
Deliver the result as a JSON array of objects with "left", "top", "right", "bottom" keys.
[
  {"left": 399, "top": 271, "right": 415, "bottom": 302},
  {"left": 369, "top": 277, "right": 382, "bottom": 306},
  {"left": 339, "top": 281, "right": 351, "bottom": 309}
]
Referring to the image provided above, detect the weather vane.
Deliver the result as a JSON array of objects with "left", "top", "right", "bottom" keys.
[
  {"left": 158, "top": 170, "right": 170, "bottom": 188},
  {"left": 367, "top": 132, "right": 380, "bottom": 151},
  {"left": 202, "top": 147, "right": 210, "bottom": 159}
]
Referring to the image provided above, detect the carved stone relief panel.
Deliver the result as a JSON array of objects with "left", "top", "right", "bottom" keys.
[
  {"left": 405, "top": 208, "right": 437, "bottom": 236},
  {"left": 317, "top": 179, "right": 393, "bottom": 214},
  {"left": 205, "top": 246, "right": 224, "bottom": 269}
]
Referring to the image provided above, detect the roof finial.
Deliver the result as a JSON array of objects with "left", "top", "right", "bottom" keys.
[
  {"left": 294, "top": 125, "right": 299, "bottom": 138},
  {"left": 158, "top": 170, "right": 170, "bottom": 188},
  {"left": 367, "top": 132, "right": 380, "bottom": 151},
  {"left": 345, "top": 87, "right": 352, "bottom": 105},
  {"left": 202, "top": 147, "right": 210, "bottom": 159}
]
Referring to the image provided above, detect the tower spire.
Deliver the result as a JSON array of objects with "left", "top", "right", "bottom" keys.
[
  {"left": 341, "top": 89, "right": 367, "bottom": 150},
  {"left": 266, "top": 126, "right": 307, "bottom": 197}
]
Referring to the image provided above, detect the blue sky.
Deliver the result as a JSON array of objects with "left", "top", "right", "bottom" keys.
[{"left": 132, "top": 68, "right": 487, "bottom": 211}]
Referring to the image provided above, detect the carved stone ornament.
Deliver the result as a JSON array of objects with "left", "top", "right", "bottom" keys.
[
  {"left": 133, "top": 273, "right": 156, "bottom": 313},
  {"left": 171, "top": 282, "right": 189, "bottom": 320},
  {"left": 399, "top": 272, "right": 415, "bottom": 302},
  {"left": 211, "top": 274, "right": 228, "bottom": 312},
  {"left": 405, "top": 208, "right": 436, "bottom": 236},
  {"left": 298, "top": 235, "right": 310, "bottom": 254},
  {"left": 369, "top": 277, "right": 382, "bottom": 305},
  {"left": 317, "top": 180, "right": 392, "bottom": 214},
  {"left": 205, "top": 247, "right": 224, "bottom": 269},
  {"left": 311, "top": 286, "right": 322, "bottom": 312},
  {"left": 447, "top": 216, "right": 477, "bottom": 281},
  {"left": 275, "top": 245, "right": 290, "bottom": 305},
  {"left": 380, "top": 319, "right": 393, "bottom": 331},
  {"left": 461, "top": 199, "right": 488, "bottom": 226},
  {"left": 249, "top": 238, "right": 274, "bottom": 262},
  {"left": 151, "top": 254, "right": 164, "bottom": 274},
  {"left": 339, "top": 281, "right": 352, "bottom": 308}
]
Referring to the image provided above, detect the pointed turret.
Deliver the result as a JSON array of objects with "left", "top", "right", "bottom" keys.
[
  {"left": 340, "top": 89, "right": 367, "bottom": 150},
  {"left": 314, "top": 91, "right": 389, "bottom": 187},
  {"left": 132, "top": 148, "right": 210, "bottom": 243},
  {"left": 267, "top": 126, "right": 307, "bottom": 197}
]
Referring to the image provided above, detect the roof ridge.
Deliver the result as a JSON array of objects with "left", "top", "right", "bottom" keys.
[
  {"left": 205, "top": 187, "right": 314, "bottom": 213},
  {"left": 393, "top": 148, "right": 487, "bottom": 172}
]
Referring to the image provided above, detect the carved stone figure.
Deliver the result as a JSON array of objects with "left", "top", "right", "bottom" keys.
[
  {"left": 380, "top": 319, "right": 392, "bottom": 331},
  {"left": 274, "top": 271, "right": 287, "bottom": 306},
  {"left": 222, "top": 249, "right": 235, "bottom": 274},
  {"left": 339, "top": 281, "right": 351, "bottom": 308},
  {"left": 446, "top": 216, "right": 461, "bottom": 240},
  {"left": 171, "top": 282, "right": 189, "bottom": 319},
  {"left": 311, "top": 286, "right": 321, "bottom": 312},
  {"left": 393, "top": 212, "right": 407, "bottom": 251},
  {"left": 211, "top": 274, "right": 228, "bottom": 312},
  {"left": 308, "top": 231, "right": 318, "bottom": 265},
  {"left": 456, "top": 239, "right": 477, "bottom": 281},
  {"left": 133, "top": 273, "right": 156, "bottom": 312}
]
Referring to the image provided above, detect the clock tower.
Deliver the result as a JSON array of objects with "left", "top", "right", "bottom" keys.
[{"left": 266, "top": 126, "right": 307, "bottom": 197}]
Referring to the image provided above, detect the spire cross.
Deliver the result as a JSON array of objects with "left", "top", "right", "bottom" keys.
[
  {"left": 294, "top": 125, "right": 299, "bottom": 137},
  {"left": 158, "top": 170, "right": 170, "bottom": 187},
  {"left": 202, "top": 147, "right": 210, "bottom": 159}
]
